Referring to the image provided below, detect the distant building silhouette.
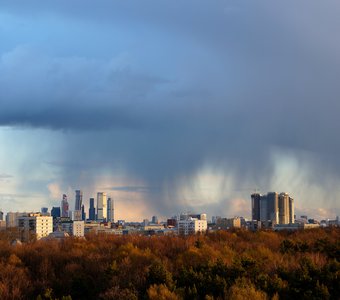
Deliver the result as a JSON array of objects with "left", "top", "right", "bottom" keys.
[
  {"left": 81, "top": 204, "right": 86, "bottom": 221},
  {"left": 61, "top": 194, "right": 69, "bottom": 218},
  {"left": 266, "top": 192, "right": 279, "bottom": 224},
  {"left": 75, "top": 190, "right": 83, "bottom": 211},
  {"left": 41, "top": 207, "right": 48, "bottom": 214},
  {"left": 251, "top": 193, "right": 261, "bottom": 221},
  {"left": 89, "top": 198, "right": 95, "bottom": 221},
  {"left": 51, "top": 207, "right": 61, "bottom": 219}
]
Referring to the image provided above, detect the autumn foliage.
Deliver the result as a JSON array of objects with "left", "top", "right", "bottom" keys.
[{"left": 0, "top": 227, "right": 339, "bottom": 299}]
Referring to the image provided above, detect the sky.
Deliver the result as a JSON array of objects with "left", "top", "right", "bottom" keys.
[{"left": 0, "top": 1, "right": 339, "bottom": 221}]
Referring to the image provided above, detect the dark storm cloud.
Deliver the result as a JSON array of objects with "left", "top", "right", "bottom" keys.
[
  {"left": 1, "top": 1, "right": 340, "bottom": 216},
  {"left": 0, "top": 106, "right": 144, "bottom": 131}
]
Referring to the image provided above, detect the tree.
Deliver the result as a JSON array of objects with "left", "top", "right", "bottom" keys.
[
  {"left": 227, "top": 277, "right": 267, "bottom": 300},
  {"left": 147, "top": 284, "right": 180, "bottom": 300}
]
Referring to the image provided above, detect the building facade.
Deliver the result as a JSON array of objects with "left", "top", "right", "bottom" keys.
[
  {"left": 97, "top": 192, "right": 107, "bottom": 221},
  {"left": 61, "top": 194, "right": 69, "bottom": 218},
  {"left": 6, "top": 212, "right": 27, "bottom": 228},
  {"left": 51, "top": 207, "right": 61, "bottom": 219},
  {"left": 107, "top": 197, "right": 114, "bottom": 222},
  {"left": 18, "top": 213, "right": 53, "bottom": 241},
  {"left": 251, "top": 192, "right": 294, "bottom": 225},
  {"left": 178, "top": 214, "right": 207, "bottom": 235},
  {"left": 289, "top": 197, "right": 294, "bottom": 224},
  {"left": 72, "top": 210, "right": 82, "bottom": 221},
  {"left": 251, "top": 193, "right": 261, "bottom": 221},
  {"left": 75, "top": 190, "right": 83, "bottom": 211},
  {"left": 216, "top": 217, "right": 241, "bottom": 229},
  {"left": 89, "top": 198, "right": 96, "bottom": 220},
  {"left": 72, "top": 220, "right": 85, "bottom": 237},
  {"left": 278, "top": 193, "right": 290, "bottom": 224},
  {"left": 266, "top": 192, "right": 279, "bottom": 224},
  {"left": 81, "top": 204, "right": 86, "bottom": 221}
]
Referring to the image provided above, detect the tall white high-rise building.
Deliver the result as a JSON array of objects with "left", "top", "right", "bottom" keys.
[
  {"left": 279, "top": 193, "right": 290, "bottom": 224},
  {"left": 289, "top": 197, "right": 295, "bottom": 224},
  {"left": 97, "top": 192, "right": 107, "bottom": 221}
]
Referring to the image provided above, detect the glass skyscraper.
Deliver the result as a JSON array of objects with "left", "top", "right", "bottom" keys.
[
  {"left": 75, "top": 190, "right": 83, "bottom": 211},
  {"left": 107, "top": 197, "right": 114, "bottom": 222},
  {"left": 96, "top": 192, "right": 107, "bottom": 221},
  {"left": 89, "top": 198, "right": 95, "bottom": 220}
]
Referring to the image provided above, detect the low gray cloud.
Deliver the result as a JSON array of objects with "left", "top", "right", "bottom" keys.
[
  {"left": 108, "top": 186, "right": 158, "bottom": 193},
  {"left": 0, "top": 1, "right": 340, "bottom": 218},
  {"left": 0, "top": 174, "right": 12, "bottom": 179}
]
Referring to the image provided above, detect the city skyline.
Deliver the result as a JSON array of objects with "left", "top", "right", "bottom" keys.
[
  {"left": 1, "top": 189, "right": 338, "bottom": 223},
  {"left": 0, "top": 1, "right": 340, "bottom": 220}
]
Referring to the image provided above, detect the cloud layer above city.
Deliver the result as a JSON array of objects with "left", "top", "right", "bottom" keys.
[{"left": 0, "top": 1, "right": 339, "bottom": 220}]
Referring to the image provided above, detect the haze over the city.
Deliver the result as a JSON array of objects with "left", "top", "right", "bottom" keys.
[{"left": 0, "top": 1, "right": 339, "bottom": 221}]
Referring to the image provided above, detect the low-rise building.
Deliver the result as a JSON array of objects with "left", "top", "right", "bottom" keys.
[
  {"left": 178, "top": 217, "right": 207, "bottom": 235},
  {"left": 54, "top": 217, "right": 84, "bottom": 237},
  {"left": 327, "top": 216, "right": 340, "bottom": 226},
  {"left": 143, "top": 224, "right": 165, "bottom": 231},
  {"left": 72, "top": 220, "right": 85, "bottom": 237},
  {"left": 6, "top": 212, "right": 29, "bottom": 228},
  {"left": 18, "top": 213, "right": 53, "bottom": 241},
  {"left": 167, "top": 218, "right": 177, "bottom": 228},
  {"left": 44, "top": 231, "right": 70, "bottom": 240},
  {"left": 216, "top": 217, "right": 241, "bottom": 229},
  {"left": 274, "top": 223, "right": 320, "bottom": 231},
  {"left": 247, "top": 220, "right": 262, "bottom": 231}
]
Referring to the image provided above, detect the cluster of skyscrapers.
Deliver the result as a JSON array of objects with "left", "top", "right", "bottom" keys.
[
  {"left": 2, "top": 188, "right": 339, "bottom": 241},
  {"left": 251, "top": 192, "right": 294, "bottom": 225},
  {"left": 52, "top": 190, "right": 114, "bottom": 222}
]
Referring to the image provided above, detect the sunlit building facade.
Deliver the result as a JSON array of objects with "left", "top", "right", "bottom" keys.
[
  {"left": 18, "top": 213, "right": 53, "bottom": 241},
  {"left": 97, "top": 192, "right": 107, "bottom": 221},
  {"left": 178, "top": 213, "right": 207, "bottom": 235},
  {"left": 72, "top": 220, "right": 85, "bottom": 237}
]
